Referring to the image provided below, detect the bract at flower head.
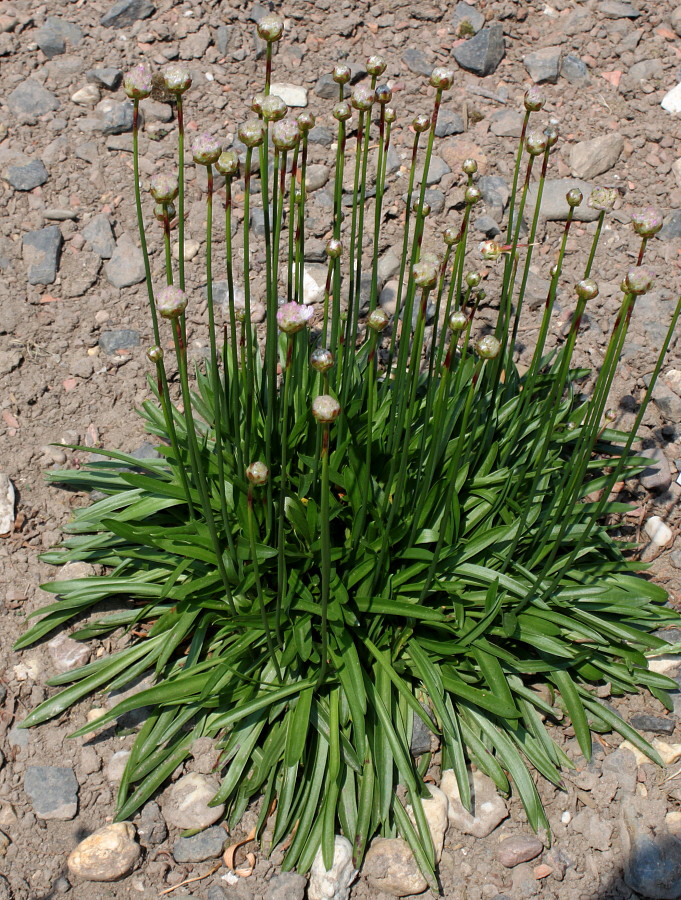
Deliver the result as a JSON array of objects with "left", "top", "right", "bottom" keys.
[
  {"left": 479, "top": 240, "right": 503, "bottom": 261},
  {"left": 261, "top": 95, "right": 287, "bottom": 122},
  {"left": 333, "top": 64, "right": 351, "bottom": 85},
  {"left": 256, "top": 13, "right": 284, "bottom": 42},
  {"left": 411, "top": 253, "right": 439, "bottom": 290},
  {"left": 297, "top": 111, "right": 315, "bottom": 132},
  {"left": 332, "top": 101, "right": 352, "bottom": 122},
  {"left": 367, "top": 308, "right": 389, "bottom": 332},
  {"left": 156, "top": 285, "right": 188, "bottom": 319},
  {"left": 123, "top": 64, "right": 152, "bottom": 100},
  {"left": 575, "top": 279, "right": 599, "bottom": 301},
  {"left": 476, "top": 335, "right": 501, "bottom": 359},
  {"left": 216, "top": 150, "right": 239, "bottom": 177},
  {"left": 449, "top": 310, "right": 468, "bottom": 332},
  {"left": 238, "top": 119, "right": 266, "bottom": 148},
  {"left": 277, "top": 302, "right": 314, "bottom": 334},
  {"left": 367, "top": 55, "right": 387, "bottom": 76},
  {"left": 351, "top": 85, "right": 375, "bottom": 111},
  {"left": 624, "top": 266, "right": 655, "bottom": 295},
  {"left": 146, "top": 345, "right": 164, "bottom": 363},
  {"left": 430, "top": 66, "right": 454, "bottom": 90}
]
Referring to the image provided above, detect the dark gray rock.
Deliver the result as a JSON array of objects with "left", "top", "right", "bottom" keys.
[
  {"left": 435, "top": 109, "right": 465, "bottom": 138},
  {"left": 403, "top": 47, "right": 433, "bottom": 78},
  {"left": 34, "top": 17, "right": 83, "bottom": 59},
  {"left": 658, "top": 211, "right": 681, "bottom": 241},
  {"left": 265, "top": 873, "right": 307, "bottom": 900},
  {"left": 410, "top": 711, "right": 432, "bottom": 756},
  {"left": 250, "top": 207, "right": 266, "bottom": 237},
  {"left": 561, "top": 54, "right": 590, "bottom": 84},
  {"left": 86, "top": 67, "right": 123, "bottom": 91},
  {"left": 628, "top": 59, "right": 663, "bottom": 81},
  {"left": 82, "top": 214, "right": 116, "bottom": 259},
  {"left": 475, "top": 214, "right": 501, "bottom": 237},
  {"left": 309, "top": 125, "right": 334, "bottom": 146},
  {"left": 7, "top": 159, "right": 48, "bottom": 191},
  {"left": 93, "top": 99, "right": 136, "bottom": 135},
  {"left": 651, "top": 381, "right": 681, "bottom": 422},
  {"left": 417, "top": 155, "right": 450, "bottom": 186},
  {"left": 403, "top": 188, "right": 445, "bottom": 215},
  {"left": 131, "top": 442, "right": 161, "bottom": 460},
  {"left": 24, "top": 766, "right": 78, "bottom": 819},
  {"left": 136, "top": 800, "right": 168, "bottom": 846},
  {"left": 215, "top": 24, "right": 229, "bottom": 56},
  {"left": 385, "top": 145, "right": 400, "bottom": 176},
  {"left": 599, "top": 0, "right": 640, "bottom": 18},
  {"left": 314, "top": 74, "right": 348, "bottom": 100},
  {"left": 22, "top": 226, "right": 62, "bottom": 285},
  {"left": 629, "top": 714, "right": 675, "bottom": 735},
  {"left": 524, "top": 46, "right": 561, "bottom": 84},
  {"left": 7, "top": 79, "right": 59, "bottom": 118},
  {"left": 100, "top": 0, "right": 155, "bottom": 28},
  {"left": 622, "top": 806, "right": 681, "bottom": 899},
  {"left": 478, "top": 175, "right": 510, "bottom": 214},
  {"left": 172, "top": 826, "right": 226, "bottom": 863},
  {"left": 206, "top": 887, "right": 228, "bottom": 900},
  {"left": 639, "top": 447, "right": 672, "bottom": 493},
  {"left": 104, "top": 235, "right": 146, "bottom": 287},
  {"left": 451, "top": 1, "right": 485, "bottom": 34},
  {"left": 452, "top": 25, "right": 505, "bottom": 77},
  {"left": 99, "top": 330, "right": 141, "bottom": 353},
  {"left": 601, "top": 746, "right": 638, "bottom": 793}
]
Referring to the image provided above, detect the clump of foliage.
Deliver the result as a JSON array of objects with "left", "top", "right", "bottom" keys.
[{"left": 18, "top": 16, "right": 681, "bottom": 887}]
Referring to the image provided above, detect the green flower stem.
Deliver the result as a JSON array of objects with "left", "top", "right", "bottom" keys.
[
  {"left": 224, "top": 174, "right": 243, "bottom": 476},
  {"left": 162, "top": 207, "right": 173, "bottom": 285},
  {"left": 171, "top": 318, "right": 237, "bottom": 616},
  {"left": 316, "top": 421, "right": 332, "bottom": 688},
  {"left": 353, "top": 327, "right": 379, "bottom": 546},
  {"left": 584, "top": 210, "right": 605, "bottom": 278},
  {"left": 436, "top": 209, "right": 471, "bottom": 370},
  {"left": 637, "top": 236, "right": 648, "bottom": 266},
  {"left": 242, "top": 147, "right": 256, "bottom": 463},
  {"left": 265, "top": 43, "right": 273, "bottom": 95},
  {"left": 367, "top": 104, "right": 388, "bottom": 316},
  {"left": 248, "top": 484, "right": 282, "bottom": 681},
  {"left": 132, "top": 100, "right": 160, "bottom": 346},
  {"left": 330, "top": 120, "right": 346, "bottom": 365},
  {"left": 505, "top": 109, "right": 531, "bottom": 243},
  {"left": 176, "top": 98, "right": 186, "bottom": 291},
  {"left": 296, "top": 134, "right": 308, "bottom": 305},
  {"left": 276, "top": 334, "right": 295, "bottom": 644},
  {"left": 287, "top": 147, "right": 300, "bottom": 303},
  {"left": 321, "top": 258, "right": 334, "bottom": 347}
]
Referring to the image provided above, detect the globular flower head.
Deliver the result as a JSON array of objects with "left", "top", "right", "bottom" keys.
[
  {"left": 297, "top": 111, "right": 315, "bottom": 132},
  {"left": 216, "top": 150, "right": 239, "bottom": 177},
  {"left": 332, "top": 100, "right": 352, "bottom": 122},
  {"left": 524, "top": 87, "right": 545, "bottom": 112},
  {"left": 476, "top": 335, "right": 501, "bottom": 359},
  {"left": 412, "top": 198, "right": 431, "bottom": 216},
  {"left": 261, "top": 94, "right": 287, "bottom": 122},
  {"left": 156, "top": 285, "right": 187, "bottom": 319},
  {"left": 466, "top": 271, "right": 481, "bottom": 288},
  {"left": 631, "top": 207, "right": 663, "bottom": 238},
  {"left": 443, "top": 225, "right": 460, "bottom": 246},
  {"left": 624, "top": 266, "right": 655, "bottom": 295},
  {"left": 384, "top": 106, "right": 397, "bottom": 124},
  {"left": 162, "top": 65, "right": 192, "bottom": 95},
  {"left": 272, "top": 119, "right": 300, "bottom": 151},
  {"left": 326, "top": 238, "right": 343, "bottom": 259},
  {"left": 465, "top": 185, "right": 482, "bottom": 205},
  {"left": 544, "top": 123, "right": 559, "bottom": 148},
  {"left": 123, "top": 64, "right": 152, "bottom": 100},
  {"left": 375, "top": 84, "right": 392, "bottom": 105},
  {"left": 462, "top": 158, "right": 478, "bottom": 175},
  {"left": 566, "top": 188, "right": 583, "bottom": 208},
  {"left": 192, "top": 132, "right": 221, "bottom": 166},
  {"left": 310, "top": 348, "right": 335, "bottom": 372},
  {"left": 150, "top": 172, "right": 178, "bottom": 203},
  {"left": 246, "top": 461, "right": 269, "bottom": 485},
  {"left": 526, "top": 130, "right": 548, "bottom": 156},
  {"left": 411, "top": 253, "right": 439, "bottom": 290},
  {"left": 239, "top": 119, "right": 266, "bottom": 148},
  {"left": 449, "top": 310, "right": 468, "bottom": 332},
  {"left": 333, "top": 64, "right": 351, "bottom": 85},
  {"left": 277, "top": 301, "right": 314, "bottom": 334},
  {"left": 574, "top": 278, "right": 599, "bottom": 301},
  {"left": 256, "top": 13, "right": 284, "bottom": 42},
  {"left": 154, "top": 201, "right": 175, "bottom": 221},
  {"left": 351, "top": 85, "right": 375, "bottom": 111},
  {"left": 312, "top": 394, "right": 341, "bottom": 423},
  {"left": 367, "top": 54, "right": 387, "bottom": 76},
  {"left": 430, "top": 66, "right": 455, "bottom": 90},
  {"left": 412, "top": 113, "right": 431, "bottom": 133},
  {"left": 588, "top": 187, "right": 617, "bottom": 211},
  {"left": 251, "top": 92, "right": 266, "bottom": 115},
  {"left": 479, "top": 240, "right": 503, "bottom": 261},
  {"left": 367, "top": 308, "right": 389, "bottom": 332},
  {"left": 146, "top": 345, "right": 164, "bottom": 363}
]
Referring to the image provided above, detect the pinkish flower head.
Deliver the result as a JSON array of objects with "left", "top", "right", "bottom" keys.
[
  {"left": 351, "top": 85, "right": 376, "bottom": 111},
  {"left": 631, "top": 207, "right": 663, "bottom": 238},
  {"left": 310, "top": 348, "right": 334, "bottom": 372},
  {"left": 163, "top": 65, "right": 192, "bottom": 95},
  {"left": 272, "top": 119, "right": 300, "bottom": 151},
  {"left": 192, "top": 133, "right": 222, "bottom": 166},
  {"left": 312, "top": 395, "right": 341, "bottom": 423},
  {"left": 276, "top": 302, "right": 313, "bottom": 334},
  {"left": 156, "top": 285, "right": 187, "bottom": 319},
  {"left": 588, "top": 187, "right": 617, "bottom": 211},
  {"left": 150, "top": 172, "right": 178, "bottom": 203},
  {"left": 246, "top": 461, "right": 269, "bottom": 485},
  {"left": 123, "top": 64, "right": 152, "bottom": 100}
]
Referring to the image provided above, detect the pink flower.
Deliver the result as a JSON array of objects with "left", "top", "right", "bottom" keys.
[{"left": 276, "top": 302, "right": 314, "bottom": 334}]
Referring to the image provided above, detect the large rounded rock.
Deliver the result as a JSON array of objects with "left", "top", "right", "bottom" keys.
[
  {"left": 309, "top": 835, "right": 357, "bottom": 900},
  {"left": 441, "top": 768, "right": 508, "bottom": 838},
  {"left": 67, "top": 822, "right": 140, "bottom": 881},
  {"left": 161, "top": 773, "right": 224, "bottom": 830},
  {"left": 363, "top": 837, "right": 427, "bottom": 897}
]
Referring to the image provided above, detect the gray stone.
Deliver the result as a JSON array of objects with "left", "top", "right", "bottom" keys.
[
  {"left": 629, "top": 714, "right": 675, "bottom": 735},
  {"left": 622, "top": 805, "right": 681, "bottom": 899},
  {"left": 478, "top": 174, "right": 510, "bottom": 214},
  {"left": 403, "top": 47, "right": 433, "bottom": 78},
  {"left": 628, "top": 59, "right": 663, "bottom": 81},
  {"left": 410, "top": 709, "right": 433, "bottom": 756},
  {"left": 404, "top": 188, "right": 445, "bottom": 215},
  {"left": 490, "top": 108, "right": 524, "bottom": 138},
  {"left": 658, "top": 211, "right": 681, "bottom": 240},
  {"left": 601, "top": 746, "right": 638, "bottom": 793},
  {"left": 83, "top": 214, "right": 116, "bottom": 259},
  {"left": 416, "top": 155, "right": 450, "bottom": 185},
  {"left": 24, "top": 766, "right": 78, "bottom": 820},
  {"left": 6, "top": 159, "right": 48, "bottom": 191},
  {"left": 526, "top": 179, "right": 600, "bottom": 222},
  {"left": 571, "top": 810, "right": 613, "bottom": 852},
  {"left": 451, "top": 2, "right": 485, "bottom": 34},
  {"left": 215, "top": 24, "right": 229, "bottom": 56},
  {"left": 136, "top": 801, "right": 167, "bottom": 846},
  {"left": 636, "top": 294, "right": 676, "bottom": 348},
  {"left": 524, "top": 46, "right": 561, "bottom": 84},
  {"left": 306, "top": 164, "right": 330, "bottom": 192},
  {"left": 639, "top": 447, "right": 672, "bottom": 493},
  {"left": 308, "top": 124, "right": 334, "bottom": 146},
  {"left": 561, "top": 54, "right": 590, "bottom": 84},
  {"left": 206, "top": 888, "right": 228, "bottom": 900},
  {"left": 100, "top": 0, "right": 155, "bottom": 28},
  {"left": 475, "top": 214, "right": 501, "bottom": 237},
  {"left": 599, "top": 0, "right": 640, "bottom": 18},
  {"left": 131, "top": 442, "right": 160, "bottom": 460},
  {"left": 250, "top": 207, "right": 266, "bottom": 237},
  {"left": 161, "top": 773, "right": 224, "bottom": 830},
  {"left": 7, "top": 80, "right": 59, "bottom": 118},
  {"left": 452, "top": 25, "right": 505, "bottom": 77},
  {"left": 385, "top": 145, "right": 400, "bottom": 176},
  {"left": 673, "top": 6, "right": 681, "bottom": 38},
  {"left": 435, "top": 109, "right": 464, "bottom": 138},
  {"left": 172, "top": 826, "right": 226, "bottom": 863},
  {"left": 89, "top": 99, "right": 136, "bottom": 135},
  {"left": 104, "top": 234, "right": 146, "bottom": 288},
  {"left": 314, "top": 74, "right": 348, "bottom": 101},
  {"left": 99, "top": 330, "right": 141, "bottom": 353},
  {"left": 86, "top": 68, "right": 123, "bottom": 91},
  {"left": 497, "top": 835, "right": 543, "bottom": 868},
  {"left": 34, "top": 17, "right": 83, "bottom": 59},
  {"left": 569, "top": 133, "right": 624, "bottom": 180},
  {"left": 265, "top": 873, "right": 307, "bottom": 900},
  {"left": 22, "top": 226, "right": 63, "bottom": 285}
]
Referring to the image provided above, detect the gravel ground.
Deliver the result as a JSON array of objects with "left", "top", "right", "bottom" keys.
[{"left": 2, "top": 0, "right": 681, "bottom": 898}]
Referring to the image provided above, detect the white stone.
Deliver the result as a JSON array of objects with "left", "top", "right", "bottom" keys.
[
  {"left": 68, "top": 822, "right": 140, "bottom": 882},
  {"left": 270, "top": 83, "right": 308, "bottom": 108},
  {"left": 648, "top": 657, "right": 680, "bottom": 676},
  {"left": 56, "top": 561, "right": 96, "bottom": 580},
  {"left": 441, "top": 768, "right": 508, "bottom": 838},
  {"left": 303, "top": 267, "right": 326, "bottom": 305},
  {"left": 161, "top": 773, "right": 224, "bottom": 830},
  {"left": 652, "top": 739, "right": 681, "bottom": 765},
  {"left": 48, "top": 633, "right": 91, "bottom": 673},
  {"left": 644, "top": 515, "right": 673, "bottom": 547},
  {"left": 0, "top": 474, "right": 15, "bottom": 534},
  {"left": 308, "top": 835, "right": 357, "bottom": 900},
  {"left": 665, "top": 368, "right": 681, "bottom": 394},
  {"left": 13, "top": 658, "right": 42, "bottom": 682},
  {"left": 619, "top": 740, "right": 648, "bottom": 766},
  {"left": 71, "top": 85, "right": 100, "bottom": 106},
  {"left": 662, "top": 83, "right": 681, "bottom": 114},
  {"left": 406, "top": 785, "right": 449, "bottom": 863},
  {"left": 561, "top": 810, "right": 571, "bottom": 825},
  {"left": 106, "top": 750, "right": 131, "bottom": 784},
  {"left": 173, "top": 239, "right": 200, "bottom": 261}
]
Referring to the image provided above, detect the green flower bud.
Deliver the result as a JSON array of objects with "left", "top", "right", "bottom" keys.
[
  {"left": 256, "top": 13, "right": 284, "bottom": 42},
  {"left": 375, "top": 84, "right": 392, "bottom": 105},
  {"left": 462, "top": 158, "right": 478, "bottom": 175},
  {"left": 566, "top": 188, "right": 583, "bottom": 208},
  {"left": 146, "top": 345, "right": 164, "bottom": 363},
  {"left": 624, "top": 266, "right": 654, "bottom": 295},
  {"left": 367, "top": 308, "right": 389, "bottom": 331},
  {"left": 588, "top": 187, "right": 617, "bottom": 211},
  {"left": 476, "top": 335, "right": 501, "bottom": 359},
  {"left": 549, "top": 263, "right": 559, "bottom": 278},
  {"left": 351, "top": 84, "right": 375, "bottom": 111},
  {"left": 449, "top": 310, "right": 467, "bottom": 332},
  {"left": 332, "top": 100, "right": 352, "bottom": 122},
  {"left": 272, "top": 119, "right": 300, "bottom": 151},
  {"left": 524, "top": 87, "right": 545, "bottom": 112},
  {"left": 124, "top": 64, "right": 152, "bottom": 100},
  {"left": 411, "top": 253, "right": 439, "bottom": 289},
  {"left": 192, "top": 132, "right": 221, "bottom": 166},
  {"left": 466, "top": 271, "right": 481, "bottom": 288},
  {"left": 251, "top": 92, "right": 266, "bottom": 115},
  {"left": 216, "top": 150, "right": 239, "bottom": 177},
  {"left": 384, "top": 106, "right": 397, "bottom": 124},
  {"left": 412, "top": 113, "right": 431, "bottom": 133},
  {"left": 150, "top": 172, "right": 178, "bottom": 203},
  {"left": 367, "top": 55, "right": 387, "bottom": 76},
  {"left": 326, "top": 238, "right": 343, "bottom": 259},
  {"left": 574, "top": 278, "right": 599, "bottom": 301},
  {"left": 429, "top": 66, "right": 455, "bottom": 90},
  {"left": 605, "top": 408, "right": 617, "bottom": 422},
  {"left": 154, "top": 201, "right": 175, "bottom": 221},
  {"left": 261, "top": 94, "right": 287, "bottom": 122},
  {"left": 156, "top": 285, "right": 187, "bottom": 319},
  {"left": 239, "top": 119, "right": 266, "bottom": 148},
  {"left": 312, "top": 394, "right": 341, "bottom": 423},
  {"left": 310, "top": 348, "right": 334, "bottom": 372},
  {"left": 443, "top": 225, "right": 460, "bottom": 246},
  {"left": 631, "top": 207, "right": 663, "bottom": 238},
  {"left": 412, "top": 199, "right": 431, "bottom": 216},
  {"left": 162, "top": 65, "right": 192, "bottom": 95},
  {"left": 544, "top": 123, "right": 559, "bottom": 148},
  {"left": 465, "top": 185, "right": 482, "bottom": 205},
  {"left": 526, "top": 130, "right": 548, "bottom": 156},
  {"left": 333, "top": 64, "right": 351, "bottom": 85},
  {"left": 297, "top": 111, "right": 315, "bottom": 132},
  {"left": 246, "top": 461, "right": 269, "bottom": 485}
]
